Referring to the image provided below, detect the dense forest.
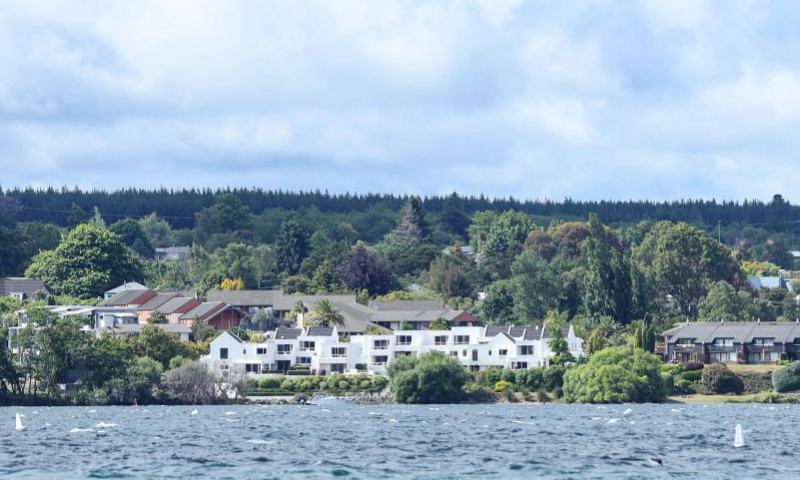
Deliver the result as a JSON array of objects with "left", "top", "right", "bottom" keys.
[
  {"left": 2, "top": 188, "right": 800, "bottom": 346},
  {"left": 3, "top": 187, "right": 800, "bottom": 233}
]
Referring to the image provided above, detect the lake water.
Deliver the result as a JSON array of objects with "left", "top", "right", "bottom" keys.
[{"left": 0, "top": 403, "right": 797, "bottom": 479}]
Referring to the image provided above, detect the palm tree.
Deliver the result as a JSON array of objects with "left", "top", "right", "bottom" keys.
[{"left": 309, "top": 299, "right": 345, "bottom": 329}]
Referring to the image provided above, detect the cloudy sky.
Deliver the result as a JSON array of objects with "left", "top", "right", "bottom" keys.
[{"left": 1, "top": 1, "right": 799, "bottom": 201}]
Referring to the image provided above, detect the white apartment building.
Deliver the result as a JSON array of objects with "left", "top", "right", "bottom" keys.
[{"left": 202, "top": 325, "right": 583, "bottom": 379}]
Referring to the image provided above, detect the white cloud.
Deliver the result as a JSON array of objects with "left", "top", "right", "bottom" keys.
[{"left": 0, "top": 1, "right": 800, "bottom": 202}]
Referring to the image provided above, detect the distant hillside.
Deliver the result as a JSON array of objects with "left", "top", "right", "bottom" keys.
[{"left": 1, "top": 187, "right": 798, "bottom": 233}]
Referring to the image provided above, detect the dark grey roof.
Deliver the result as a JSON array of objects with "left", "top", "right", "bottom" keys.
[
  {"left": 369, "top": 299, "right": 445, "bottom": 311},
  {"left": 207, "top": 289, "right": 278, "bottom": 307},
  {"left": 306, "top": 327, "right": 334, "bottom": 337},
  {"left": 273, "top": 294, "right": 357, "bottom": 311},
  {"left": 523, "top": 326, "right": 543, "bottom": 340},
  {"left": 539, "top": 325, "right": 571, "bottom": 339},
  {"left": 138, "top": 293, "right": 179, "bottom": 310},
  {"left": 103, "top": 289, "right": 152, "bottom": 306},
  {"left": 485, "top": 325, "right": 510, "bottom": 337},
  {"left": 180, "top": 301, "right": 225, "bottom": 320},
  {"left": 509, "top": 327, "right": 526, "bottom": 338},
  {"left": 113, "top": 323, "right": 191, "bottom": 334},
  {"left": 0, "top": 277, "right": 47, "bottom": 297},
  {"left": 275, "top": 328, "right": 302, "bottom": 340},
  {"left": 156, "top": 296, "right": 197, "bottom": 314},
  {"left": 663, "top": 322, "right": 800, "bottom": 344}
]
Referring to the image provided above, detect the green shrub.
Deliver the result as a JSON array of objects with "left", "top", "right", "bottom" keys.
[
  {"left": 661, "top": 373, "right": 674, "bottom": 396},
  {"left": 360, "top": 380, "right": 372, "bottom": 389},
  {"left": 281, "top": 379, "right": 295, "bottom": 391},
  {"left": 661, "top": 363, "right": 683, "bottom": 375},
  {"left": 678, "top": 370, "right": 703, "bottom": 382},
  {"left": 389, "top": 351, "right": 471, "bottom": 404},
  {"left": 338, "top": 380, "right": 349, "bottom": 390},
  {"left": 494, "top": 380, "right": 513, "bottom": 392},
  {"left": 675, "top": 379, "right": 695, "bottom": 394},
  {"left": 534, "top": 390, "right": 550, "bottom": 403},
  {"left": 300, "top": 380, "right": 314, "bottom": 391},
  {"left": 701, "top": 363, "right": 744, "bottom": 394},
  {"left": 563, "top": 347, "right": 666, "bottom": 403},
  {"left": 372, "top": 376, "right": 388, "bottom": 390},
  {"left": 772, "top": 362, "right": 800, "bottom": 393},
  {"left": 739, "top": 372, "right": 773, "bottom": 394}
]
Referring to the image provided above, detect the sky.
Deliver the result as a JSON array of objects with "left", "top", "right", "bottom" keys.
[{"left": 1, "top": 0, "right": 799, "bottom": 202}]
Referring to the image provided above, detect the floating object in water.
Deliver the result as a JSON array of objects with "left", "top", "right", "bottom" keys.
[
  {"left": 96, "top": 422, "right": 117, "bottom": 428},
  {"left": 607, "top": 418, "right": 620, "bottom": 424},
  {"left": 69, "top": 428, "right": 94, "bottom": 433},
  {"left": 170, "top": 452, "right": 180, "bottom": 460},
  {"left": 623, "top": 408, "right": 633, "bottom": 416},
  {"left": 734, "top": 424, "right": 744, "bottom": 448},
  {"left": 15, "top": 413, "right": 25, "bottom": 431},
  {"left": 648, "top": 458, "right": 663, "bottom": 466},
  {"left": 134, "top": 399, "right": 139, "bottom": 407},
  {"left": 190, "top": 409, "right": 199, "bottom": 416}
]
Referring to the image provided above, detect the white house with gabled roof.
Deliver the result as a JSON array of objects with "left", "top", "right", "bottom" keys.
[{"left": 202, "top": 324, "right": 583, "bottom": 379}]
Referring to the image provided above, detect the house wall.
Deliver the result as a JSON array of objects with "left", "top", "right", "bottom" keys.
[{"left": 203, "top": 326, "right": 585, "bottom": 379}]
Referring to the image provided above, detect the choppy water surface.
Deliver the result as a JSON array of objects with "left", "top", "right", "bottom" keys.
[{"left": 0, "top": 403, "right": 797, "bottom": 479}]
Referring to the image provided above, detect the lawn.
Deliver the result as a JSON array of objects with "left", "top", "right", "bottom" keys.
[
  {"left": 726, "top": 363, "right": 778, "bottom": 373},
  {"left": 667, "top": 393, "right": 760, "bottom": 404}
]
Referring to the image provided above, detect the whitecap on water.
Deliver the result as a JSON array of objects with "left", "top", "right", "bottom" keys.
[
  {"left": 88, "top": 410, "right": 97, "bottom": 413},
  {"left": 591, "top": 417, "right": 602, "bottom": 421},
  {"left": 225, "top": 411, "right": 236, "bottom": 415},
  {"left": 623, "top": 408, "right": 633, "bottom": 415},
  {"left": 607, "top": 418, "right": 620, "bottom": 424},
  {"left": 246, "top": 439, "right": 274, "bottom": 445},
  {"left": 96, "top": 422, "right": 118, "bottom": 428},
  {"left": 70, "top": 428, "right": 94, "bottom": 433},
  {"left": 389, "top": 419, "right": 399, "bottom": 423}
]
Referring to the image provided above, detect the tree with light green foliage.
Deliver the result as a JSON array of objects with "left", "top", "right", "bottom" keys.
[
  {"left": 388, "top": 351, "right": 471, "bottom": 404},
  {"left": 563, "top": 346, "right": 667, "bottom": 403},
  {"left": 697, "top": 281, "right": 762, "bottom": 322}
]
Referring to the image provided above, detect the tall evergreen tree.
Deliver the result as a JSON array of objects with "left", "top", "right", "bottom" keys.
[
  {"left": 583, "top": 214, "right": 632, "bottom": 323},
  {"left": 275, "top": 219, "right": 309, "bottom": 275}
]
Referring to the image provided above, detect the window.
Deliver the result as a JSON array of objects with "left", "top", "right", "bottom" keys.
[
  {"left": 514, "top": 362, "right": 528, "bottom": 369},
  {"left": 296, "top": 357, "right": 311, "bottom": 364},
  {"left": 450, "top": 351, "right": 458, "bottom": 357},
  {"left": 499, "top": 349, "right": 508, "bottom": 356},
  {"left": 332, "top": 347, "right": 347, "bottom": 357},
  {"left": 243, "top": 349, "right": 247, "bottom": 355},
  {"left": 710, "top": 351, "right": 736, "bottom": 363},
  {"left": 277, "top": 344, "right": 293, "bottom": 354},
  {"left": 713, "top": 338, "right": 734, "bottom": 347},
  {"left": 330, "top": 364, "right": 346, "bottom": 373},
  {"left": 372, "top": 355, "right": 388, "bottom": 365},
  {"left": 220, "top": 348, "right": 228, "bottom": 359},
  {"left": 462, "top": 349, "right": 467, "bottom": 357},
  {"left": 396, "top": 335, "right": 412, "bottom": 346},
  {"left": 676, "top": 338, "right": 695, "bottom": 345},
  {"left": 471, "top": 350, "right": 478, "bottom": 361},
  {"left": 434, "top": 335, "right": 448, "bottom": 345},
  {"left": 374, "top": 340, "right": 389, "bottom": 350},
  {"left": 488, "top": 350, "right": 492, "bottom": 356},
  {"left": 519, "top": 345, "right": 533, "bottom": 355},
  {"left": 245, "top": 364, "right": 260, "bottom": 373},
  {"left": 377, "top": 322, "right": 391, "bottom": 329},
  {"left": 455, "top": 335, "right": 470, "bottom": 345},
  {"left": 395, "top": 351, "right": 412, "bottom": 358},
  {"left": 256, "top": 347, "right": 267, "bottom": 355},
  {"left": 300, "top": 341, "right": 316, "bottom": 351},
  {"left": 752, "top": 338, "right": 775, "bottom": 346}
]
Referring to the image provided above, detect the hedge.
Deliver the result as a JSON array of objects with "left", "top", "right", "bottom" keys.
[
  {"left": 772, "top": 362, "right": 800, "bottom": 393},
  {"left": 678, "top": 370, "right": 703, "bottom": 383}
]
